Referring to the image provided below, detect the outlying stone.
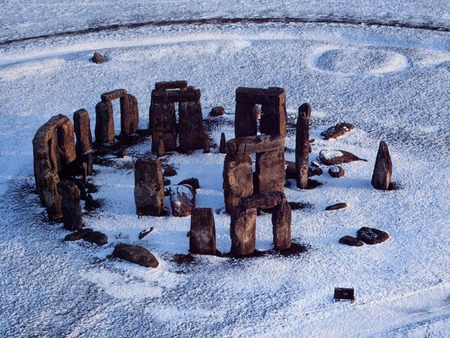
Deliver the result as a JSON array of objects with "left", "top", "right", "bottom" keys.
[
  {"left": 318, "top": 149, "right": 367, "bottom": 165},
  {"left": 371, "top": 141, "right": 392, "bottom": 190},
  {"left": 325, "top": 203, "right": 347, "bottom": 211},
  {"left": 339, "top": 235, "right": 364, "bottom": 247},
  {"left": 170, "top": 185, "right": 195, "bottom": 217},
  {"left": 92, "top": 52, "right": 106, "bottom": 64},
  {"left": 112, "top": 244, "right": 159, "bottom": 268},
  {"left": 210, "top": 106, "right": 226, "bottom": 116},
  {"left": 64, "top": 228, "right": 93, "bottom": 241},
  {"left": 190, "top": 208, "right": 216, "bottom": 255},
  {"left": 328, "top": 166, "right": 345, "bottom": 178},
  {"left": 320, "top": 123, "right": 355, "bottom": 140},
  {"left": 84, "top": 231, "right": 108, "bottom": 245},
  {"left": 356, "top": 227, "right": 389, "bottom": 244}
]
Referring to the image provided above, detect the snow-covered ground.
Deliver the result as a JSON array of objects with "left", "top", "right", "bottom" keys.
[{"left": 0, "top": 2, "right": 449, "bottom": 337}]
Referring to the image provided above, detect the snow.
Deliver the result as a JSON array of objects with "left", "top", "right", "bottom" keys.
[{"left": 0, "top": 2, "right": 449, "bottom": 337}]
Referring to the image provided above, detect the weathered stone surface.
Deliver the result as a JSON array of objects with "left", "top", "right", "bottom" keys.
[
  {"left": 209, "top": 106, "right": 226, "bottom": 116},
  {"left": 328, "top": 165, "right": 345, "bottom": 178},
  {"left": 296, "top": 106, "right": 310, "bottom": 189},
  {"left": 150, "top": 102, "right": 177, "bottom": 153},
  {"left": 157, "top": 139, "right": 165, "bottom": 157},
  {"left": 134, "top": 158, "right": 165, "bottom": 216},
  {"left": 178, "top": 177, "right": 200, "bottom": 191},
  {"left": 227, "top": 134, "right": 285, "bottom": 155},
  {"left": 235, "top": 87, "right": 285, "bottom": 106},
  {"left": 356, "top": 227, "right": 390, "bottom": 244},
  {"left": 219, "top": 132, "right": 227, "bottom": 154},
  {"left": 170, "top": 184, "right": 195, "bottom": 217},
  {"left": 285, "top": 160, "right": 296, "bottom": 179},
  {"left": 155, "top": 81, "right": 188, "bottom": 91},
  {"left": 190, "top": 208, "right": 216, "bottom": 255},
  {"left": 85, "top": 193, "right": 101, "bottom": 211},
  {"left": 64, "top": 228, "right": 93, "bottom": 241},
  {"left": 321, "top": 123, "right": 355, "bottom": 140},
  {"left": 235, "top": 102, "right": 258, "bottom": 137},
  {"left": 308, "top": 165, "right": 323, "bottom": 177},
  {"left": 325, "top": 203, "right": 347, "bottom": 211},
  {"left": 138, "top": 227, "right": 155, "bottom": 239},
  {"left": 73, "top": 109, "right": 93, "bottom": 156},
  {"left": 151, "top": 87, "right": 201, "bottom": 104},
  {"left": 178, "top": 100, "right": 204, "bottom": 152},
  {"left": 256, "top": 148, "right": 285, "bottom": 194},
  {"left": 339, "top": 235, "right": 364, "bottom": 247},
  {"left": 272, "top": 200, "right": 292, "bottom": 250},
  {"left": 57, "top": 180, "right": 82, "bottom": 231},
  {"left": 92, "top": 52, "right": 106, "bottom": 64},
  {"left": 120, "top": 94, "right": 139, "bottom": 136},
  {"left": 101, "top": 89, "right": 128, "bottom": 102},
  {"left": 203, "top": 133, "right": 210, "bottom": 153},
  {"left": 113, "top": 244, "right": 159, "bottom": 268},
  {"left": 371, "top": 141, "right": 392, "bottom": 190},
  {"left": 223, "top": 154, "right": 253, "bottom": 214},
  {"left": 84, "top": 231, "right": 108, "bottom": 245},
  {"left": 318, "top": 149, "right": 367, "bottom": 165},
  {"left": 95, "top": 100, "right": 115, "bottom": 144},
  {"left": 230, "top": 207, "right": 257, "bottom": 257},
  {"left": 239, "top": 192, "right": 285, "bottom": 210},
  {"left": 163, "top": 166, "right": 177, "bottom": 177}
]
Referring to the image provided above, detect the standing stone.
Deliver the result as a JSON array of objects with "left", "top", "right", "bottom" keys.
[
  {"left": 295, "top": 105, "right": 310, "bottom": 189},
  {"left": 203, "top": 133, "right": 210, "bottom": 153},
  {"left": 73, "top": 109, "right": 93, "bottom": 157},
  {"left": 92, "top": 52, "right": 106, "bottom": 64},
  {"left": 170, "top": 184, "right": 195, "bottom": 217},
  {"left": 134, "top": 158, "right": 164, "bottom": 216},
  {"left": 235, "top": 102, "right": 258, "bottom": 138},
  {"left": 371, "top": 141, "right": 392, "bottom": 190},
  {"left": 219, "top": 132, "right": 227, "bottom": 154},
  {"left": 223, "top": 154, "right": 253, "bottom": 214},
  {"left": 272, "top": 200, "right": 292, "bottom": 250},
  {"left": 190, "top": 208, "right": 216, "bottom": 255},
  {"left": 95, "top": 100, "right": 115, "bottom": 144},
  {"left": 57, "top": 180, "right": 82, "bottom": 231},
  {"left": 230, "top": 207, "right": 257, "bottom": 257},
  {"left": 178, "top": 100, "right": 204, "bottom": 152},
  {"left": 255, "top": 149, "right": 285, "bottom": 194},
  {"left": 157, "top": 139, "right": 165, "bottom": 157},
  {"left": 120, "top": 94, "right": 139, "bottom": 136},
  {"left": 150, "top": 102, "right": 177, "bottom": 153}
]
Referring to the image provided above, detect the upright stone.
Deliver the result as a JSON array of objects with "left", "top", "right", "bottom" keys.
[
  {"left": 157, "top": 139, "right": 165, "bottom": 157},
  {"left": 255, "top": 149, "right": 285, "bottom": 194},
  {"left": 57, "top": 180, "right": 82, "bottom": 231},
  {"left": 170, "top": 184, "right": 195, "bottom": 217},
  {"left": 134, "top": 158, "right": 164, "bottom": 216},
  {"left": 150, "top": 102, "right": 177, "bottom": 153},
  {"left": 295, "top": 104, "right": 310, "bottom": 189},
  {"left": 235, "top": 102, "right": 258, "bottom": 137},
  {"left": 73, "top": 109, "right": 93, "bottom": 157},
  {"left": 120, "top": 94, "right": 139, "bottom": 136},
  {"left": 272, "top": 200, "right": 291, "bottom": 250},
  {"left": 203, "top": 133, "right": 210, "bottom": 153},
  {"left": 95, "top": 100, "right": 115, "bottom": 144},
  {"left": 223, "top": 154, "right": 253, "bottom": 213},
  {"left": 230, "top": 207, "right": 257, "bottom": 257},
  {"left": 219, "top": 132, "right": 227, "bottom": 154},
  {"left": 371, "top": 141, "right": 392, "bottom": 190},
  {"left": 178, "top": 100, "right": 204, "bottom": 152},
  {"left": 190, "top": 208, "right": 216, "bottom": 255}
]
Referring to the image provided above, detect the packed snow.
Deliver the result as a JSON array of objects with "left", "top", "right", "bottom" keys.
[{"left": 0, "top": 1, "right": 449, "bottom": 337}]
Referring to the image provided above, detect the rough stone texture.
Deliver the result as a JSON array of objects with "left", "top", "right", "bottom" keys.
[
  {"left": 210, "top": 106, "right": 225, "bottom": 116},
  {"left": 120, "top": 94, "right": 139, "bottom": 136},
  {"left": 155, "top": 81, "right": 188, "bottom": 91},
  {"left": 73, "top": 109, "right": 93, "bottom": 156},
  {"left": 149, "top": 102, "right": 177, "bottom": 153},
  {"left": 296, "top": 106, "right": 310, "bottom": 189},
  {"left": 227, "top": 135, "right": 285, "bottom": 155},
  {"left": 308, "top": 165, "right": 323, "bottom": 177},
  {"left": 92, "top": 52, "right": 106, "bottom": 64},
  {"left": 101, "top": 89, "right": 128, "bottom": 102},
  {"left": 151, "top": 87, "right": 201, "bottom": 104},
  {"left": 64, "top": 228, "right": 93, "bottom": 241},
  {"left": 138, "top": 226, "right": 155, "bottom": 239},
  {"left": 223, "top": 154, "right": 253, "bottom": 214},
  {"left": 318, "top": 149, "right": 367, "bottom": 165},
  {"left": 239, "top": 192, "right": 285, "bottom": 210},
  {"left": 170, "top": 184, "right": 196, "bottom": 217},
  {"left": 339, "top": 235, "right": 364, "bottom": 247},
  {"left": 95, "top": 100, "right": 115, "bottom": 144},
  {"left": 325, "top": 203, "right": 348, "bottom": 211},
  {"left": 157, "top": 139, "right": 165, "bottom": 157},
  {"left": 219, "top": 132, "right": 227, "bottom": 154},
  {"left": 230, "top": 207, "right": 257, "bottom": 257},
  {"left": 321, "top": 123, "right": 355, "bottom": 140},
  {"left": 272, "top": 200, "right": 292, "bottom": 250},
  {"left": 256, "top": 148, "right": 285, "bottom": 194},
  {"left": 189, "top": 208, "right": 216, "bottom": 255},
  {"left": 371, "top": 141, "right": 393, "bottom": 190},
  {"left": 178, "top": 100, "right": 204, "bottom": 152},
  {"left": 84, "top": 231, "right": 108, "bottom": 245},
  {"left": 33, "top": 115, "right": 77, "bottom": 220},
  {"left": 356, "top": 227, "right": 390, "bottom": 244},
  {"left": 203, "top": 133, "right": 210, "bottom": 153},
  {"left": 178, "top": 177, "right": 200, "bottom": 191},
  {"left": 163, "top": 166, "right": 177, "bottom": 177},
  {"left": 328, "top": 165, "right": 345, "bottom": 178},
  {"left": 235, "top": 102, "right": 257, "bottom": 137},
  {"left": 113, "top": 244, "right": 159, "bottom": 268},
  {"left": 57, "top": 180, "right": 82, "bottom": 231},
  {"left": 134, "top": 158, "right": 165, "bottom": 216}
]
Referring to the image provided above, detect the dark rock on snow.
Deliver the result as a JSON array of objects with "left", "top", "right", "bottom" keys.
[
  {"left": 320, "top": 123, "right": 355, "bottom": 140},
  {"left": 328, "top": 165, "right": 345, "bottom": 178},
  {"left": 325, "top": 203, "right": 347, "bottom": 211},
  {"left": 92, "top": 52, "right": 106, "bottom": 64},
  {"left": 356, "top": 227, "right": 389, "bottom": 244},
  {"left": 209, "top": 106, "right": 226, "bottom": 116},
  {"left": 318, "top": 149, "right": 367, "bottom": 165},
  {"left": 339, "top": 235, "right": 364, "bottom": 247},
  {"left": 84, "top": 231, "right": 108, "bottom": 245},
  {"left": 113, "top": 244, "right": 159, "bottom": 268},
  {"left": 178, "top": 177, "right": 200, "bottom": 190},
  {"left": 64, "top": 228, "right": 93, "bottom": 241},
  {"left": 371, "top": 141, "right": 392, "bottom": 190}
]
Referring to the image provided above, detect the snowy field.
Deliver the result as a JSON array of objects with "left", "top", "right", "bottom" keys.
[{"left": 0, "top": 1, "right": 449, "bottom": 337}]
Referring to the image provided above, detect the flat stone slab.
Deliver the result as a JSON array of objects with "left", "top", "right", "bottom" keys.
[
  {"left": 64, "top": 228, "right": 93, "bottom": 241},
  {"left": 356, "top": 227, "right": 390, "bottom": 244},
  {"left": 113, "top": 244, "right": 159, "bottom": 268},
  {"left": 325, "top": 203, "right": 347, "bottom": 211},
  {"left": 101, "top": 89, "right": 128, "bottom": 102},
  {"left": 318, "top": 149, "right": 367, "bottom": 165},
  {"left": 227, "top": 134, "right": 285, "bottom": 155},
  {"left": 321, "top": 123, "right": 355, "bottom": 140},
  {"left": 339, "top": 235, "right": 364, "bottom": 247}
]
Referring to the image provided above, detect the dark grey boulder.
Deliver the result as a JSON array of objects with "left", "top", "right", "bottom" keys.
[
  {"left": 320, "top": 123, "right": 355, "bottom": 140},
  {"left": 113, "top": 244, "right": 159, "bottom": 268},
  {"left": 84, "top": 231, "right": 108, "bottom": 245},
  {"left": 64, "top": 228, "right": 93, "bottom": 241},
  {"left": 318, "top": 149, "right": 366, "bottom": 165},
  {"left": 356, "top": 227, "right": 389, "bottom": 244},
  {"left": 339, "top": 235, "right": 364, "bottom": 247}
]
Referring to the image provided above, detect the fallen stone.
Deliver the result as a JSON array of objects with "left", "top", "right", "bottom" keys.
[
  {"left": 163, "top": 166, "right": 177, "bottom": 177},
  {"left": 178, "top": 178, "right": 200, "bottom": 191},
  {"left": 210, "top": 106, "right": 226, "bottom": 116},
  {"left": 356, "top": 227, "right": 390, "bottom": 244},
  {"left": 321, "top": 123, "right": 355, "bottom": 140},
  {"left": 239, "top": 192, "right": 285, "bottom": 210},
  {"left": 84, "top": 231, "right": 108, "bottom": 245},
  {"left": 138, "top": 227, "right": 155, "bottom": 239},
  {"left": 190, "top": 208, "right": 216, "bottom": 255},
  {"left": 339, "top": 235, "right": 364, "bottom": 247},
  {"left": 92, "top": 52, "right": 106, "bottom": 64},
  {"left": 371, "top": 141, "right": 392, "bottom": 190},
  {"left": 64, "top": 228, "right": 93, "bottom": 241},
  {"left": 318, "top": 149, "right": 367, "bottom": 165},
  {"left": 170, "top": 185, "right": 195, "bottom": 217},
  {"left": 112, "top": 244, "right": 159, "bottom": 268},
  {"left": 328, "top": 165, "right": 345, "bottom": 178},
  {"left": 325, "top": 203, "right": 347, "bottom": 211}
]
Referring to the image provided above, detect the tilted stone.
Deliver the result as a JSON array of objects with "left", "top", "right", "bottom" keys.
[
  {"left": 190, "top": 208, "right": 216, "bottom": 255},
  {"left": 73, "top": 109, "right": 93, "bottom": 156},
  {"left": 226, "top": 134, "right": 285, "bottom": 155},
  {"left": 95, "top": 100, "right": 115, "bottom": 143},
  {"left": 230, "top": 206, "right": 257, "bottom": 257},
  {"left": 371, "top": 141, "right": 392, "bottom": 190},
  {"left": 155, "top": 81, "right": 188, "bottom": 91},
  {"left": 272, "top": 200, "right": 292, "bottom": 250},
  {"left": 239, "top": 192, "right": 285, "bottom": 210},
  {"left": 101, "top": 89, "right": 128, "bottom": 102},
  {"left": 223, "top": 154, "right": 253, "bottom": 214},
  {"left": 255, "top": 148, "right": 285, "bottom": 194},
  {"left": 296, "top": 106, "right": 310, "bottom": 189},
  {"left": 134, "top": 158, "right": 165, "bottom": 216}
]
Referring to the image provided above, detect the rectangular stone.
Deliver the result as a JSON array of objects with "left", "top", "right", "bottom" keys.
[
  {"left": 236, "top": 87, "right": 285, "bottom": 105},
  {"left": 226, "top": 134, "right": 285, "bottom": 155},
  {"left": 155, "top": 81, "right": 188, "bottom": 91},
  {"left": 239, "top": 192, "right": 285, "bottom": 210},
  {"left": 101, "top": 89, "right": 128, "bottom": 102},
  {"left": 151, "top": 88, "right": 201, "bottom": 103},
  {"left": 190, "top": 208, "right": 216, "bottom": 255}
]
